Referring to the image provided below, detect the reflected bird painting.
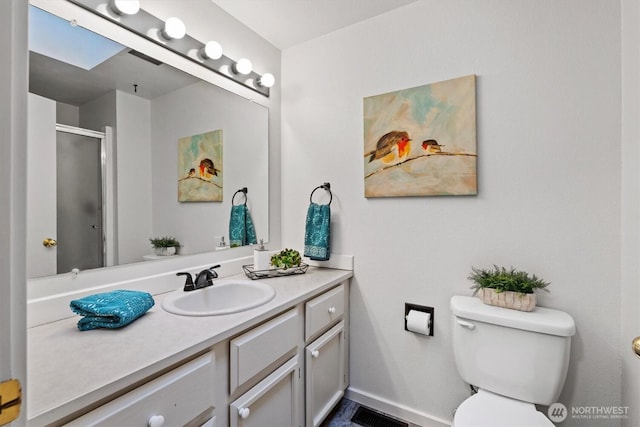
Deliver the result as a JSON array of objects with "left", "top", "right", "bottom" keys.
[
  {"left": 178, "top": 129, "right": 223, "bottom": 202},
  {"left": 363, "top": 75, "right": 477, "bottom": 197}
]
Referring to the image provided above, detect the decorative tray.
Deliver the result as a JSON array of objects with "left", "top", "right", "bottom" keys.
[{"left": 243, "top": 263, "right": 309, "bottom": 280}]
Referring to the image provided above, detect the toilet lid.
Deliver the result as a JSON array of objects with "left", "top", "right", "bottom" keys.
[{"left": 453, "top": 390, "right": 554, "bottom": 427}]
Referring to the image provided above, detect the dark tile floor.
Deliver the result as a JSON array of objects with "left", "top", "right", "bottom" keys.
[{"left": 321, "top": 398, "right": 421, "bottom": 427}]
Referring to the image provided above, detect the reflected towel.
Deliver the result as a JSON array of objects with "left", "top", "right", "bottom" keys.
[
  {"left": 70, "top": 290, "right": 155, "bottom": 331},
  {"left": 304, "top": 203, "right": 331, "bottom": 261},
  {"left": 229, "top": 204, "right": 257, "bottom": 247}
]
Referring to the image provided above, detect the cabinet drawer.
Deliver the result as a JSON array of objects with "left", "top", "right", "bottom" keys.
[
  {"left": 305, "top": 284, "right": 345, "bottom": 342},
  {"left": 65, "top": 352, "right": 214, "bottom": 427},
  {"left": 230, "top": 308, "right": 300, "bottom": 394}
]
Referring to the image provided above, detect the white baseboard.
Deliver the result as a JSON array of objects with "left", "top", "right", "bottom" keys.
[{"left": 345, "top": 387, "right": 452, "bottom": 427}]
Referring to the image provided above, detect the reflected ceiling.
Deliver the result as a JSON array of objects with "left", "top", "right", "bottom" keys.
[
  {"left": 28, "top": 5, "right": 200, "bottom": 107},
  {"left": 29, "top": 5, "right": 125, "bottom": 70}
]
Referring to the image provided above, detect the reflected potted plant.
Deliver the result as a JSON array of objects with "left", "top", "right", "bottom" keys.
[
  {"left": 468, "top": 265, "right": 550, "bottom": 312},
  {"left": 149, "top": 236, "right": 180, "bottom": 256}
]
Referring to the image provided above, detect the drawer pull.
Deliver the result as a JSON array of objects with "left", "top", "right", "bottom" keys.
[
  {"left": 311, "top": 350, "right": 320, "bottom": 358},
  {"left": 238, "top": 407, "right": 251, "bottom": 419},
  {"left": 148, "top": 415, "right": 165, "bottom": 427},
  {"left": 328, "top": 306, "right": 336, "bottom": 314}
]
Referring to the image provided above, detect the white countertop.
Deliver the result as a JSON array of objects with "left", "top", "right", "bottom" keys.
[{"left": 27, "top": 267, "right": 352, "bottom": 426}]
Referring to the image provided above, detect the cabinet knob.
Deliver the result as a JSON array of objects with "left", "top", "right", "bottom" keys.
[
  {"left": 148, "top": 415, "right": 165, "bottom": 427},
  {"left": 328, "top": 306, "right": 336, "bottom": 314},
  {"left": 238, "top": 407, "right": 251, "bottom": 419},
  {"left": 311, "top": 350, "right": 320, "bottom": 358}
]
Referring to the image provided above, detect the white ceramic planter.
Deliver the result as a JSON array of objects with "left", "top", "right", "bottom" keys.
[
  {"left": 154, "top": 246, "right": 177, "bottom": 256},
  {"left": 477, "top": 288, "right": 536, "bottom": 312}
]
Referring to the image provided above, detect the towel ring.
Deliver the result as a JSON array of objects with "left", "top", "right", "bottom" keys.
[
  {"left": 310, "top": 182, "right": 332, "bottom": 205},
  {"left": 232, "top": 187, "right": 248, "bottom": 206}
]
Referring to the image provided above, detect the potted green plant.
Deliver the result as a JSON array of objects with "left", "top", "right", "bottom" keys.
[
  {"left": 149, "top": 236, "right": 180, "bottom": 256},
  {"left": 468, "top": 265, "right": 550, "bottom": 312},
  {"left": 270, "top": 248, "right": 302, "bottom": 270}
]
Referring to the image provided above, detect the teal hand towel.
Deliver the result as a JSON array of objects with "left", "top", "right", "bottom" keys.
[
  {"left": 304, "top": 203, "right": 331, "bottom": 261},
  {"left": 70, "top": 290, "right": 155, "bottom": 331},
  {"left": 229, "top": 204, "right": 257, "bottom": 247}
]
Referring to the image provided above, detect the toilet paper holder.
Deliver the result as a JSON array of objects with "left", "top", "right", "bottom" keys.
[{"left": 404, "top": 303, "right": 434, "bottom": 336}]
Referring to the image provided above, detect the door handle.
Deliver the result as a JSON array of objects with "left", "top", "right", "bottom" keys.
[
  {"left": 633, "top": 336, "right": 640, "bottom": 358},
  {"left": 42, "top": 238, "right": 57, "bottom": 248}
]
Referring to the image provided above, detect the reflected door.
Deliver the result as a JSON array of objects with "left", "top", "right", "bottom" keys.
[
  {"left": 27, "top": 93, "right": 57, "bottom": 277},
  {"left": 56, "top": 127, "right": 105, "bottom": 273}
]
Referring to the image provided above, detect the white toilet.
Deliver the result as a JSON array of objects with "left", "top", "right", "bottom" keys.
[{"left": 450, "top": 295, "right": 576, "bottom": 427}]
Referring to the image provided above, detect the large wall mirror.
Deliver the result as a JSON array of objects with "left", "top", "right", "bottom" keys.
[{"left": 26, "top": 3, "right": 269, "bottom": 279}]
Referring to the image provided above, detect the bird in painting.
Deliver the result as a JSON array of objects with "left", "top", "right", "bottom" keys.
[
  {"left": 199, "top": 158, "right": 218, "bottom": 179},
  {"left": 421, "top": 139, "right": 444, "bottom": 154},
  {"left": 367, "top": 131, "right": 412, "bottom": 163}
]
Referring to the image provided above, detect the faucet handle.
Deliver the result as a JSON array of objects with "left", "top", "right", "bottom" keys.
[
  {"left": 177, "top": 272, "right": 196, "bottom": 291},
  {"left": 208, "top": 264, "right": 221, "bottom": 278}
]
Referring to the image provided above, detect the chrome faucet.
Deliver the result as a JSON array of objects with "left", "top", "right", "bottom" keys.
[{"left": 176, "top": 265, "right": 220, "bottom": 292}]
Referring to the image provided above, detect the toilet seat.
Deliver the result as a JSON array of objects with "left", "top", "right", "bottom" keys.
[{"left": 453, "top": 389, "right": 554, "bottom": 427}]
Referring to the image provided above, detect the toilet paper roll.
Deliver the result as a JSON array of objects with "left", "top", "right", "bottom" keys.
[{"left": 406, "top": 310, "right": 431, "bottom": 335}]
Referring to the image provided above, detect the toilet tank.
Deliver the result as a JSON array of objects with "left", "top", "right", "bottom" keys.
[{"left": 450, "top": 295, "right": 575, "bottom": 406}]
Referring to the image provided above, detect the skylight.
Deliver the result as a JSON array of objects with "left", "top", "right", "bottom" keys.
[{"left": 29, "top": 5, "right": 126, "bottom": 70}]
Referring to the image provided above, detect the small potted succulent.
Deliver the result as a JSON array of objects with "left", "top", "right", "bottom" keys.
[
  {"left": 149, "top": 236, "right": 180, "bottom": 256},
  {"left": 468, "top": 265, "right": 550, "bottom": 312}
]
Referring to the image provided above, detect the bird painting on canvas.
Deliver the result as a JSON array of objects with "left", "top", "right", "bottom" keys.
[{"left": 362, "top": 75, "right": 477, "bottom": 197}]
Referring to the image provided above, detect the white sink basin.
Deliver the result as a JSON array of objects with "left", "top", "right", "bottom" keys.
[{"left": 161, "top": 279, "right": 275, "bottom": 316}]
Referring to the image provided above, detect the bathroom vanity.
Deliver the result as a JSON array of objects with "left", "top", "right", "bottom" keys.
[{"left": 27, "top": 266, "right": 352, "bottom": 427}]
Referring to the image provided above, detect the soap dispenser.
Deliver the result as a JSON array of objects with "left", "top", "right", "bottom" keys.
[
  {"left": 215, "top": 236, "right": 229, "bottom": 251},
  {"left": 254, "top": 239, "right": 270, "bottom": 271}
]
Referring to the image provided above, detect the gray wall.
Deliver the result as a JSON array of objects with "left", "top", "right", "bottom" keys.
[
  {"left": 151, "top": 81, "right": 269, "bottom": 254},
  {"left": 114, "top": 91, "right": 153, "bottom": 263},
  {"left": 282, "top": 1, "right": 623, "bottom": 425}
]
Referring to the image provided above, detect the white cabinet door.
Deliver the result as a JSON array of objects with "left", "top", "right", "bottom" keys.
[
  {"left": 305, "top": 321, "right": 346, "bottom": 427},
  {"left": 230, "top": 356, "right": 301, "bottom": 427}
]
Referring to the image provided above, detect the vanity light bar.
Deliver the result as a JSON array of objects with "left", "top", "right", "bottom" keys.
[{"left": 67, "top": 0, "right": 272, "bottom": 97}]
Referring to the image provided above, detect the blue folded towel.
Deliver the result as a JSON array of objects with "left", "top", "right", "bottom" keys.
[
  {"left": 70, "top": 290, "right": 155, "bottom": 331},
  {"left": 304, "top": 203, "right": 331, "bottom": 261},
  {"left": 229, "top": 204, "right": 257, "bottom": 247}
]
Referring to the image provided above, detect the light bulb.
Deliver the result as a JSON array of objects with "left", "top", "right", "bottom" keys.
[
  {"left": 202, "top": 41, "right": 223, "bottom": 60},
  {"left": 233, "top": 58, "right": 252, "bottom": 75},
  {"left": 162, "top": 17, "right": 186, "bottom": 40},
  {"left": 257, "top": 73, "right": 275, "bottom": 88},
  {"left": 109, "top": 0, "right": 140, "bottom": 15}
]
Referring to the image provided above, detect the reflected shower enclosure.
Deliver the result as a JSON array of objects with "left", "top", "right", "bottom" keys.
[{"left": 56, "top": 126, "right": 106, "bottom": 274}]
